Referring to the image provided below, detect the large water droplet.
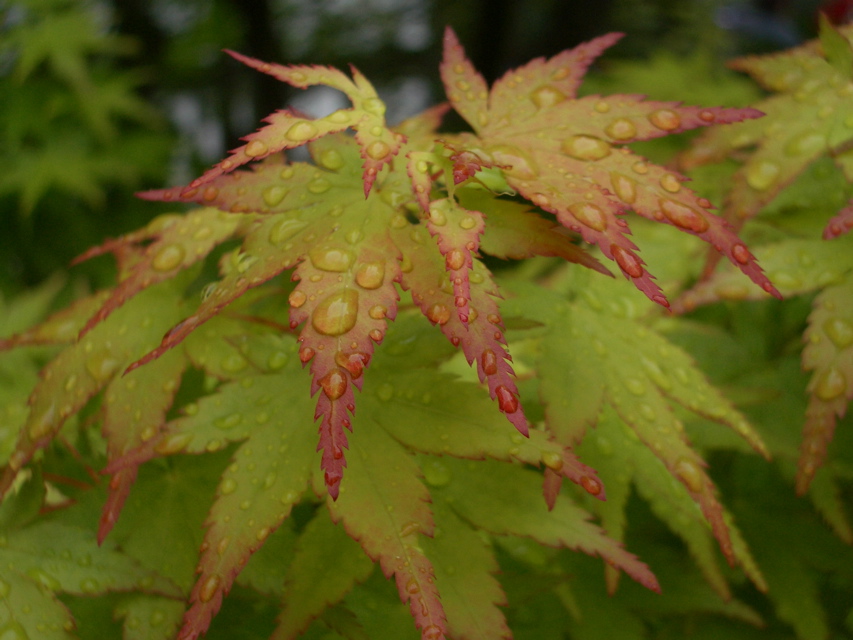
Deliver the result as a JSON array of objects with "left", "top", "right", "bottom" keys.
[
  {"left": 611, "top": 245, "right": 644, "bottom": 278},
  {"left": 320, "top": 368, "right": 348, "bottom": 400},
  {"left": 530, "top": 84, "right": 566, "bottom": 108},
  {"left": 362, "top": 97, "right": 386, "bottom": 117},
  {"left": 268, "top": 218, "right": 304, "bottom": 245},
  {"left": 220, "top": 478, "right": 238, "bottom": 495},
  {"left": 815, "top": 366, "right": 847, "bottom": 401},
  {"left": 568, "top": 202, "right": 608, "bottom": 232},
  {"left": 446, "top": 249, "right": 466, "bottom": 271},
  {"left": 745, "top": 160, "right": 780, "bottom": 191},
  {"left": 824, "top": 318, "right": 853, "bottom": 348},
  {"left": 541, "top": 450, "right": 563, "bottom": 471},
  {"left": 481, "top": 349, "right": 498, "bottom": 375},
  {"left": 625, "top": 378, "right": 646, "bottom": 396},
  {"left": 659, "top": 199, "right": 709, "bottom": 233},
  {"left": 244, "top": 139, "right": 268, "bottom": 157},
  {"left": 674, "top": 458, "right": 704, "bottom": 493},
  {"left": 496, "top": 386, "right": 519, "bottom": 414},
  {"left": 0, "top": 621, "right": 28, "bottom": 640},
  {"left": 311, "top": 290, "right": 359, "bottom": 335},
  {"left": 27, "top": 568, "right": 61, "bottom": 591},
  {"left": 288, "top": 290, "right": 307, "bottom": 308},
  {"left": 152, "top": 244, "right": 185, "bottom": 271},
  {"left": 319, "top": 149, "right": 344, "bottom": 170},
  {"left": 285, "top": 121, "right": 318, "bottom": 142},
  {"left": 488, "top": 144, "right": 538, "bottom": 179},
  {"left": 561, "top": 135, "right": 611, "bottom": 161},
  {"left": 659, "top": 173, "right": 681, "bottom": 193},
  {"left": 86, "top": 350, "right": 121, "bottom": 382},
  {"left": 732, "top": 243, "right": 751, "bottom": 265},
  {"left": 355, "top": 261, "right": 385, "bottom": 289},
  {"left": 309, "top": 247, "right": 355, "bottom": 272},
  {"left": 307, "top": 178, "right": 331, "bottom": 194},
  {"left": 610, "top": 172, "right": 637, "bottom": 204},
  {"left": 605, "top": 117, "right": 637, "bottom": 140},
  {"left": 262, "top": 186, "right": 289, "bottom": 207},
  {"left": 426, "top": 304, "right": 451, "bottom": 325},
  {"left": 422, "top": 458, "right": 452, "bottom": 487},
  {"left": 367, "top": 141, "right": 391, "bottom": 160},
  {"left": 199, "top": 574, "right": 221, "bottom": 603},
  {"left": 785, "top": 131, "right": 825, "bottom": 156},
  {"left": 648, "top": 109, "right": 681, "bottom": 131}
]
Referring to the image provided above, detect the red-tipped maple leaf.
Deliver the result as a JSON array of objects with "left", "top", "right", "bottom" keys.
[{"left": 439, "top": 26, "right": 779, "bottom": 306}]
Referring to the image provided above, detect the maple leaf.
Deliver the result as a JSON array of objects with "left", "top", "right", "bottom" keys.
[
  {"left": 679, "top": 18, "right": 853, "bottom": 239},
  {"left": 438, "top": 27, "right": 779, "bottom": 307},
  {"left": 502, "top": 278, "right": 768, "bottom": 568}
]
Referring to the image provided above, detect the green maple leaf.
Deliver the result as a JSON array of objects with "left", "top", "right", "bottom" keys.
[
  {"left": 502, "top": 278, "right": 767, "bottom": 570},
  {"left": 680, "top": 17, "right": 853, "bottom": 239},
  {"left": 436, "top": 27, "right": 779, "bottom": 307}
]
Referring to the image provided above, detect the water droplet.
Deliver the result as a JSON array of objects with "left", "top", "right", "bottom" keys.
[
  {"left": 824, "top": 318, "right": 853, "bottom": 348},
  {"left": 369, "top": 305, "right": 387, "bottom": 319},
  {"left": 581, "top": 476, "right": 602, "bottom": 496},
  {"left": 446, "top": 249, "right": 466, "bottom": 271},
  {"left": 220, "top": 478, "right": 238, "bottom": 495},
  {"left": 496, "top": 385, "right": 519, "bottom": 414},
  {"left": 594, "top": 100, "right": 610, "bottom": 113},
  {"left": 320, "top": 368, "right": 348, "bottom": 400},
  {"left": 367, "top": 140, "right": 391, "bottom": 160},
  {"left": 285, "top": 121, "right": 318, "bottom": 142},
  {"left": 610, "top": 172, "right": 637, "bottom": 204},
  {"left": 289, "top": 290, "right": 307, "bottom": 308},
  {"left": 611, "top": 245, "right": 644, "bottom": 278},
  {"left": 422, "top": 458, "right": 452, "bottom": 487},
  {"left": 152, "top": 244, "right": 185, "bottom": 271},
  {"left": 0, "top": 622, "right": 28, "bottom": 640},
  {"left": 659, "top": 173, "right": 681, "bottom": 193},
  {"left": 541, "top": 450, "right": 563, "bottom": 471},
  {"left": 530, "top": 84, "right": 566, "bottom": 108},
  {"left": 215, "top": 413, "right": 242, "bottom": 430},
  {"left": 85, "top": 350, "right": 120, "bottom": 382},
  {"left": 312, "top": 289, "right": 359, "bottom": 336},
  {"left": 27, "top": 568, "right": 61, "bottom": 591},
  {"left": 569, "top": 202, "right": 608, "bottom": 232},
  {"left": 648, "top": 109, "right": 681, "bottom": 130},
  {"left": 784, "top": 131, "right": 825, "bottom": 156},
  {"left": 660, "top": 199, "right": 708, "bottom": 233},
  {"left": 199, "top": 574, "right": 221, "bottom": 603},
  {"left": 625, "top": 378, "right": 646, "bottom": 396},
  {"left": 481, "top": 349, "right": 498, "bottom": 375},
  {"left": 561, "top": 135, "right": 611, "bottom": 161},
  {"left": 745, "top": 160, "right": 780, "bottom": 191},
  {"left": 362, "top": 97, "right": 386, "bottom": 117},
  {"left": 244, "top": 139, "right": 268, "bottom": 157},
  {"left": 155, "top": 432, "right": 193, "bottom": 455},
  {"left": 309, "top": 247, "right": 355, "bottom": 272},
  {"left": 268, "top": 218, "right": 305, "bottom": 245},
  {"left": 639, "top": 403, "right": 656, "bottom": 421},
  {"left": 429, "top": 207, "right": 446, "bottom": 226},
  {"left": 149, "top": 610, "right": 166, "bottom": 627},
  {"left": 732, "top": 244, "right": 751, "bottom": 264},
  {"left": 79, "top": 578, "right": 99, "bottom": 594},
  {"left": 488, "top": 144, "right": 538, "bottom": 179},
  {"left": 426, "top": 304, "right": 451, "bottom": 325},
  {"left": 815, "top": 366, "right": 847, "bottom": 401},
  {"left": 674, "top": 458, "right": 704, "bottom": 493},
  {"left": 319, "top": 149, "right": 344, "bottom": 170},
  {"left": 307, "top": 178, "right": 331, "bottom": 194},
  {"left": 605, "top": 117, "right": 636, "bottom": 140},
  {"left": 261, "top": 185, "right": 289, "bottom": 207},
  {"left": 356, "top": 261, "right": 385, "bottom": 289}
]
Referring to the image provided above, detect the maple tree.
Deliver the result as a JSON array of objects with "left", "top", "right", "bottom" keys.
[{"left": 1, "top": 19, "right": 852, "bottom": 640}]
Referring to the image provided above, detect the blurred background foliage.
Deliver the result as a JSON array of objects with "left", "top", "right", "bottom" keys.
[{"left": 0, "top": 0, "right": 838, "bottom": 294}]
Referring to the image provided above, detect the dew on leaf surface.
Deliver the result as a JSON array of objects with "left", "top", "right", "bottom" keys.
[
  {"left": 369, "top": 305, "right": 387, "bottom": 319},
  {"left": 262, "top": 186, "right": 288, "bottom": 207},
  {"left": 355, "top": 261, "right": 385, "bottom": 289},
  {"left": 815, "top": 366, "right": 847, "bottom": 401},
  {"left": 581, "top": 476, "right": 602, "bottom": 496},
  {"left": 610, "top": 245, "right": 644, "bottom": 278},
  {"left": 320, "top": 368, "right": 348, "bottom": 400},
  {"left": 426, "top": 303, "right": 451, "bottom": 326},
  {"left": 659, "top": 173, "right": 681, "bottom": 193},
  {"left": 0, "top": 622, "right": 28, "bottom": 640},
  {"left": 309, "top": 247, "right": 355, "bottom": 272},
  {"left": 244, "top": 140, "right": 268, "bottom": 157},
  {"left": 155, "top": 432, "right": 193, "bottom": 455},
  {"left": 285, "top": 121, "right": 319, "bottom": 142},
  {"left": 632, "top": 160, "right": 649, "bottom": 175},
  {"left": 530, "top": 84, "right": 567, "bottom": 108},
  {"left": 610, "top": 172, "right": 637, "bottom": 204},
  {"left": 660, "top": 199, "right": 709, "bottom": 233},
  {"left": 541, "top": 450, "right": 563, "bottom": 471},
  {"left": 648, "top": 109, "right": 681, "bottom": 131},
  {"left": 366, "top": 141, "right": 391, "bottom": 160},
  {"left": 152, "top": 244, "right": 186, "bottom": 271},
  {"left": 307, "top": 178, "right": 332, "bottom": 194},
  {"left": 561, "top": 135, "right": 611, "bottom": 161},
  {"left": 319, "top": 149, "right": 344, "bottom": 170},
  {"left": 569, "top": 202, "right": 608, "bottom": 231},
  {"left": 220, "top": 478, "right": 237, "bottom": 495},
  {"left": 288, "top": 290, "right": 307, "bottom": 308},
  {"left": 784, "top": 131, "right": 825, "bottom": 156},
  {"left": 481, "top": 349, "right": 498, "bottom": 375},
  {"left": 377, "top": 382, "right": 394, "bottom": 401},
  {"left": 79, "top": 578, "right": 99, "bottom": 594},
  {"left": 422, "top": 458, "right": 452, "bottom": 487},
  {"left": 27, "top": 568, "right": 61, "bottom": 591},
  {"left": 199, "top": 574, "right": 222, "bottom": 603},
  {"left": 674, "top": 458, "right": 704, "bottom": 493},
  {"left": 268, "top": 218, "right": 304, "bottom": 245},
  {"left": 824, "top": 318, "right": 853, "bottom": 348},
  {"left": 605, "top": 117, "right": 637, "bottom": 140},
  {"left": 496, "top": 385, "right": 519, "bottom": 414},
  {"left": 312, "top": 289, "right": 359, "bottom": 336},
  {"left": 745, "top": 160, "right": 781, "bottom": 191}
]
